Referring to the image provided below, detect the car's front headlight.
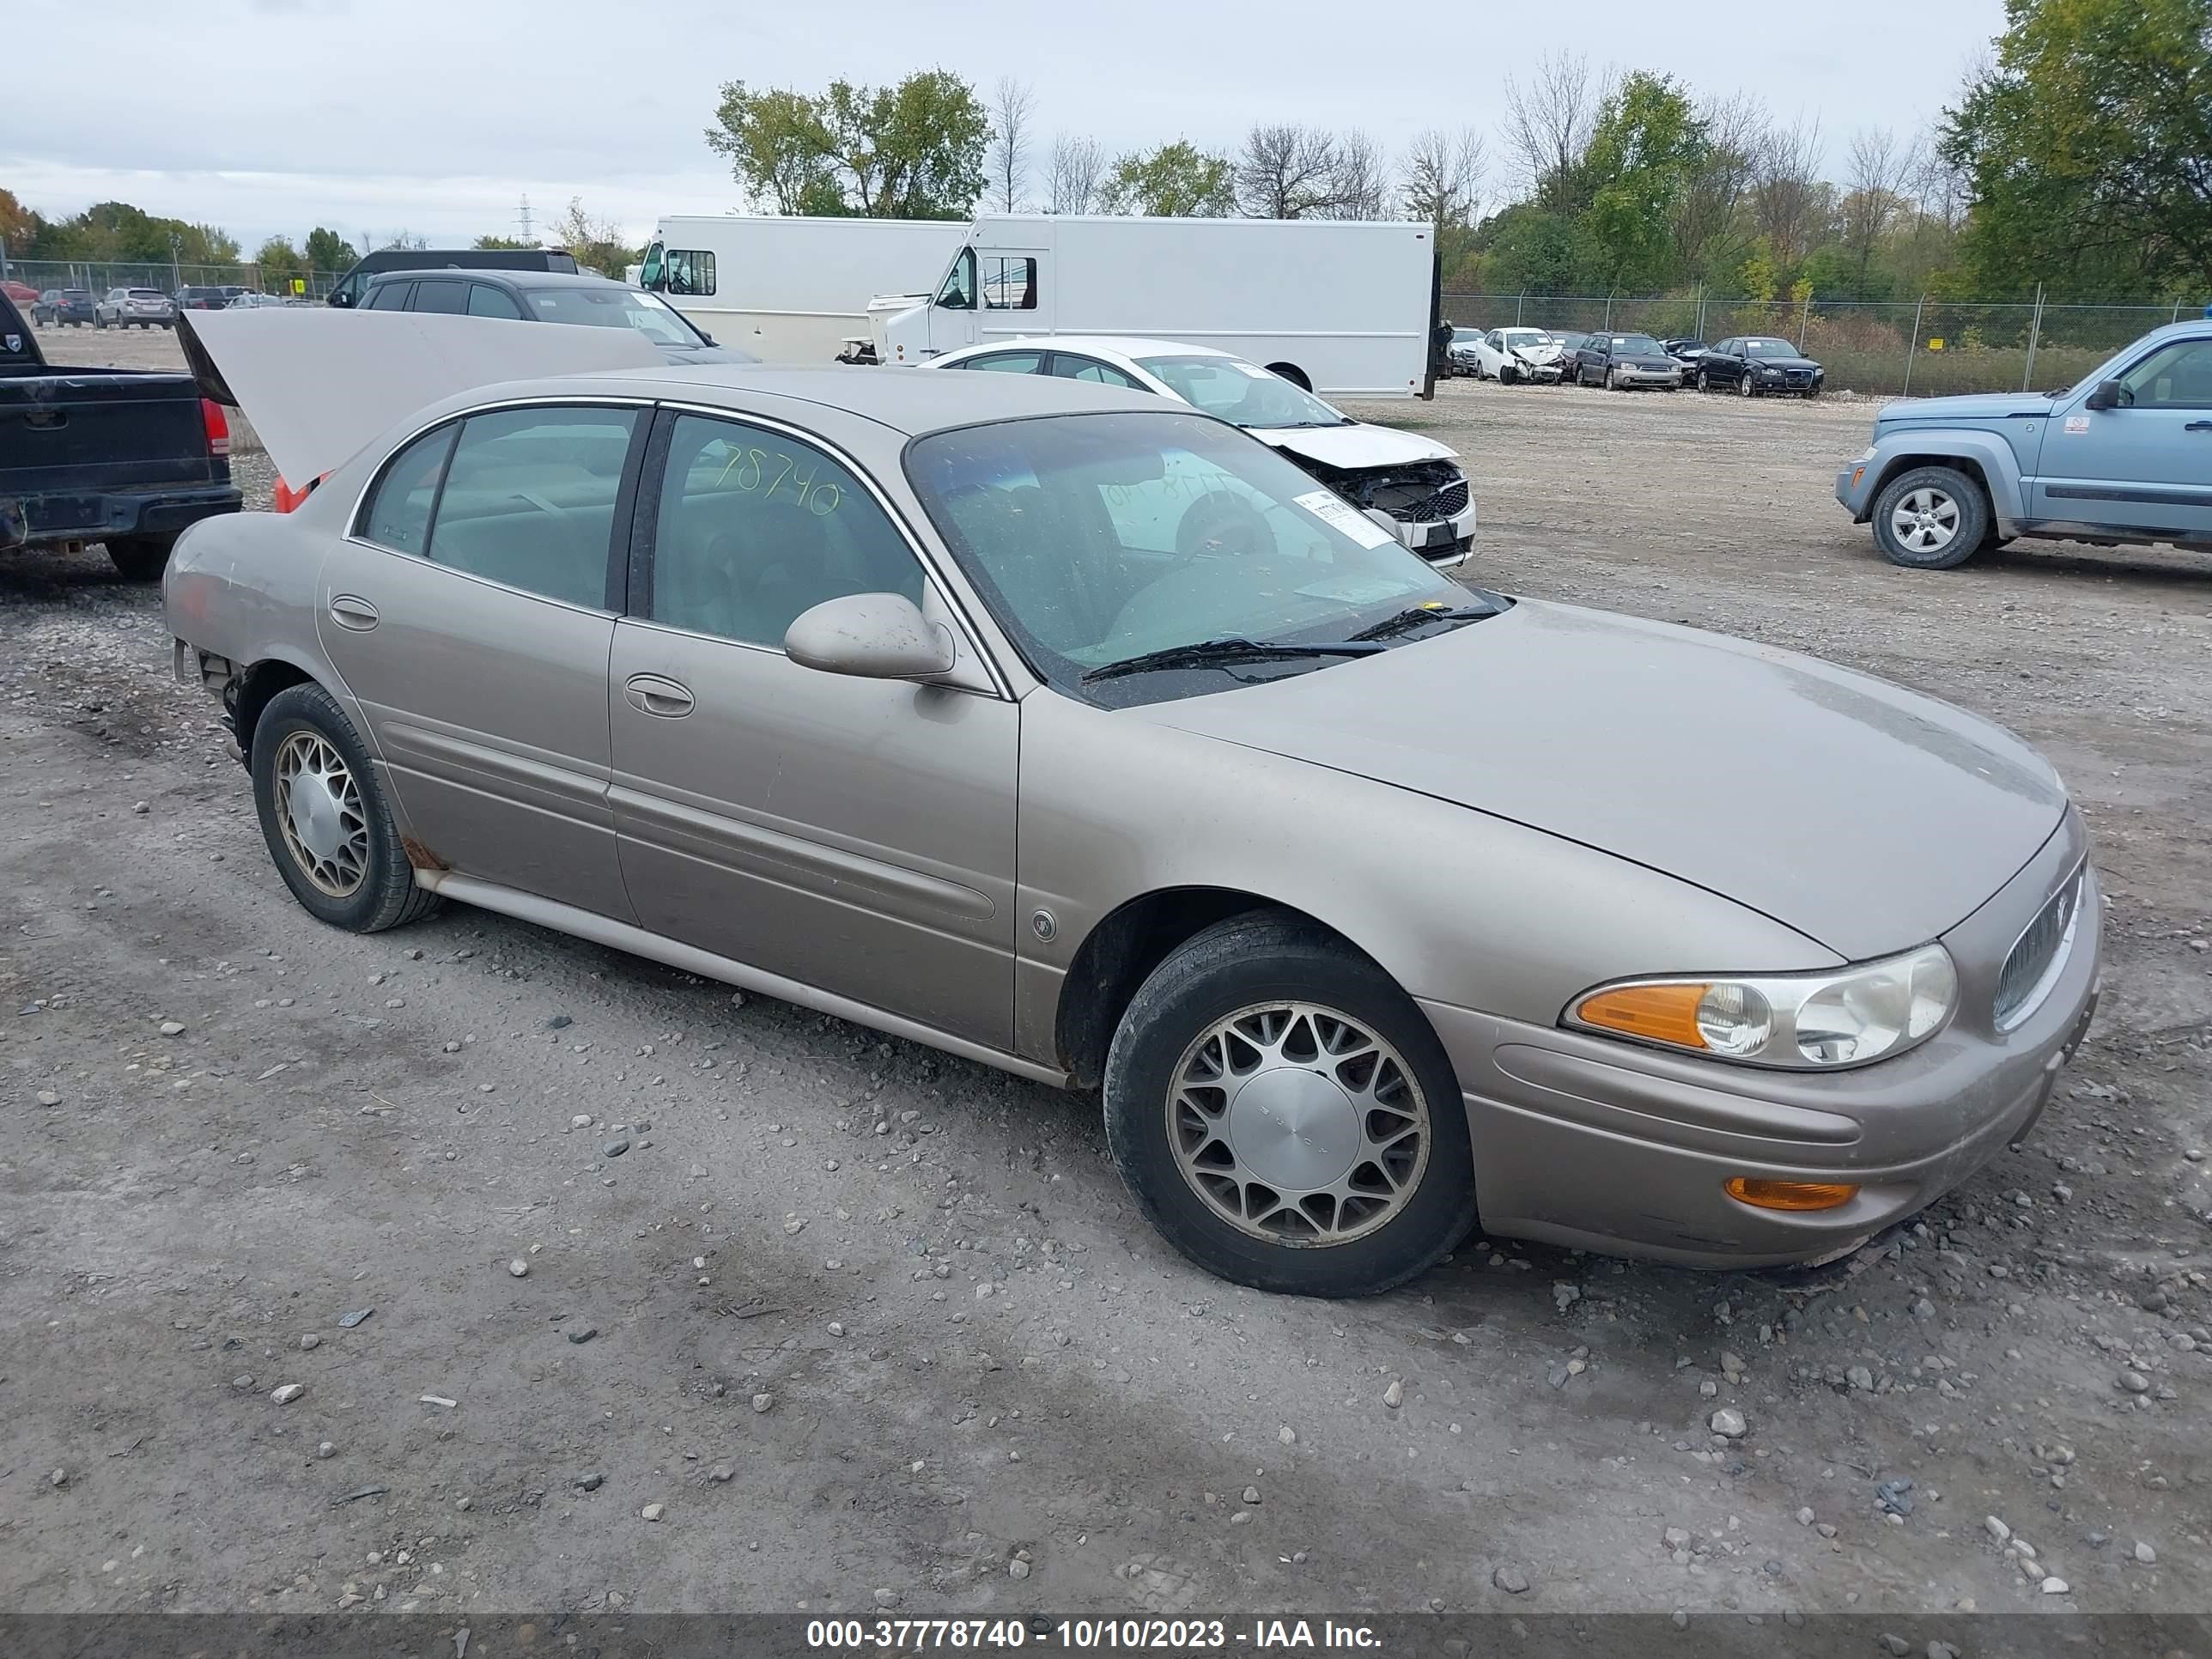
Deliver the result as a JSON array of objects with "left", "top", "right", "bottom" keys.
[{"left": 1566, "top": 943, "right": 1958, "bottom": 1070}]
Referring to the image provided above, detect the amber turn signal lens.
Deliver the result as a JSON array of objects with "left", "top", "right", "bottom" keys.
[
  {"left": 1724, "top": 1176, "right": 1860, "bottom": 1212},
  {"left": 1575, "top": 982, "right": 1711, "bottom": 1049}
]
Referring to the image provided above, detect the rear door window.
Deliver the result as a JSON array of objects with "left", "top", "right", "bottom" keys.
[
  {"left": 466, "top": 284, "right": 525, "bottom": 319},
  {"left": 357, "top": 424, "right": 459, "bottom": 555},
  {"left": 959, "top": 351, "right": 1045, "bottom": 374},
  {"left": 412, "top": 280, "right": 468, "bottom": 315},
  {"left": 363, "top": 282, "right": 412, "bottom": 311},
  {"left": 422, "top": 406, "right": 643, "bottom": 609}
]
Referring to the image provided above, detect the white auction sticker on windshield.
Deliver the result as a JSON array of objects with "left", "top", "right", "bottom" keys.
[
  {"left": 1292, "top": 489, "right": 1395, "bottom": 549},
  {"left": 1233, "top": 362, "right": 1272, "bottom": 379}
]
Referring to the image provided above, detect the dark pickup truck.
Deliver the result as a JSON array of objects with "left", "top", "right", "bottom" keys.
[{"left": 1, "top": 290, "right": 241, "bottom": 578}]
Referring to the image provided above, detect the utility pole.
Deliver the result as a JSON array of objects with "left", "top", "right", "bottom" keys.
[
  {"left": 2021, "top": 283, "right": 2045, "bottom": 392},
  {"left": 1901, "top": 295, "right": 1926, "bottom": 397}
]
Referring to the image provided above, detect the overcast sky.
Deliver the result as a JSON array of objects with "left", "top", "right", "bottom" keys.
[{"left": 4, "top": 0, "right": 2003, "bottom": 254}]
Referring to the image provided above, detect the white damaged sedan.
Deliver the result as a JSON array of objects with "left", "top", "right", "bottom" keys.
[{"left": 931, "top": 336, "right": 1475, "bottom": 568}]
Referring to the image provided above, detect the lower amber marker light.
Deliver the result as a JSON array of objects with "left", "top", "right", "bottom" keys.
[{"left": 1724, "top": 1176, "right": 1860, "bottom": 1212}]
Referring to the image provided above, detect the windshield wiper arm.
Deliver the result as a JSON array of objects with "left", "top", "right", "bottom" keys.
[
  {"left": 1081, "top": 636, "right": 1387, "bottom": 684},
  {"left": 1347, "top": 603, "right": 1500, "bottom": 642}
]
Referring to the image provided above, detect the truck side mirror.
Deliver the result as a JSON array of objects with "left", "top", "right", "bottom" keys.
[{"left": 2082, "top": 380, "right": 2125, "bottom": 411}]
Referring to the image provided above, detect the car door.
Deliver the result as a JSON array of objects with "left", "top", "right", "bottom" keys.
[
  {"left": 1714, "top": 340, "right": 1747, "bottom": 386},
  {"left": 2030, "top": 334, "right": 2212, "bottom": 543},
  {"left": 606, "top": 407, "right": 1021, "bottom": 1048},
  {"left": 317, "top": 400, "right": 648, "bottom": 917}
]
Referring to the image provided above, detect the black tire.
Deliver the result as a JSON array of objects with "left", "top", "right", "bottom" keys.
[
  {"left": 1803, "top": 385, "right": 1820, "bottom": 399},
  {"left": 1870, "top": 465, "right": 1990, "bottom": 570},
  {"left": 250, "top": 683, "right": 441, "bottom": 933},
  {"left": 103, "top": 533, "right": 177, "bottom": 580},
  {"left": 1738, "top": 372, "right": 1754, "bottom": 398},
  {"left": 1604, "top": 366, "right": 1617, "bottom": 391},
  {"left": 1103, "top": 912, "right": 1476, "bottom": 1297},
  {"left": 1695, "top": 368, "right": 1709, "bottom": 392}
]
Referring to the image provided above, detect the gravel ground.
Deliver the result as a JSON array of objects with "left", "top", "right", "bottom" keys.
[{"left": 2, "top": 356, "right": 2208, "bottom": 1627}]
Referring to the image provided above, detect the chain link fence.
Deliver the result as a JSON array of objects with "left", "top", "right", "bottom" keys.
[
  {"left": 2, "top": 258, "right": 346, "bottom": 302},
  {"left": 1441, "top": 291, "right": 2206, "bottom": 398}
]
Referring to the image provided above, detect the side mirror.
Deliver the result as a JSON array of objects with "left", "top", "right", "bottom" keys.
[
  {"left": 785, "top": 592, "right": 956, "bottom": 681},
  {"left": 2082, "top": 380, "right": 2124, "bottom": 412}
]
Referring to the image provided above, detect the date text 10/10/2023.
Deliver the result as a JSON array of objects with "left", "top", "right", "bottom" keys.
[{"left": 803, "top": 1617, "right": 1382, "bottom": 1649}]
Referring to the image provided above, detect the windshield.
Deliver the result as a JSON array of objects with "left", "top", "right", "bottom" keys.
[
  {"left": 1135, "top": 355, "right": 1349, "bottom": 429},
  {"left": 519, "top": 286, "right": 707, "bottom": 347},
  {"left": 1499, "top": 330, "right": 1550, "bottom": 349},
  {"left": 1451, "top": 328, "right": 1480, "bottom": 343},
  {"left": 1743, "top": 338, "right": 1797, "bottom": 356},
  {"left": 907, "top": 410, "right": 1466, "bottom": 705},
  {"left": 1607, "top": 335, "right": 1663, "bottom": 354}
]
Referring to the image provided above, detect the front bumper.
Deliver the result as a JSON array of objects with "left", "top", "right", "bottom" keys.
[
  {"left": 1611, "top": 367, "right": 1682, "bottom": 387},
  {"left": 1836, "top": 461, "right": 1876, "bottom": 521},
  {"left": 1391, "top": 499, "right": 1477, "bottom": 568},
  {"left": 1418, "top": 821, "right": 2101, "bottom": 1267}
]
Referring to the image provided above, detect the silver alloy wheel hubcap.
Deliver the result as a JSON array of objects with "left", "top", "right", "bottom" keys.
[
  {"left": 1166, "top": 1001, "right": 1430, "bottom": 1247},
  {"left": 1890, "top": 487, "right": 1960, "bottom": 552},
  {"left": 275, "top": 730, "right": 369, "bottom": 898}
]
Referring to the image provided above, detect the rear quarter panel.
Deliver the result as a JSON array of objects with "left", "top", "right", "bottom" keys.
[{"left": 164, "top": 508, "right": 346, "bottom": 720}]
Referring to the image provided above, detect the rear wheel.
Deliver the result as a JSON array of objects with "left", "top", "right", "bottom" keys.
[
  {"left": 1695, "top": 368, "right": 1709, "bottom": 392},
  {"left": 250, "top": 683, "right": 442, "bottom": 933},
  {"left": 104, "top": 533, "right": 177, "bottom": 581},
  {"left": 1871, "top": 465, "right": 1990, "bottom": 570},
  {"left": 1103, "top": 912, "right": 1475, "bottom": 1297}
]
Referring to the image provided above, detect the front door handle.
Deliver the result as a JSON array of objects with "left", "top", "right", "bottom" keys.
[
  {"left": 328, "top": 594, "right": 379, "bottom": 630},
  {"left": 623, "top": 673, "right": 694, "bottom": 718},
  {"left": 2186, "top": 421, "right": 2212, "bottom": 432}
]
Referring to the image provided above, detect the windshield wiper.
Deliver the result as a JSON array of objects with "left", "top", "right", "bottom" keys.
[
  {"left": 1347, "top": 603, "right": 1500, "bottom": 642},
  {"left": 1081, "top": 636, "right": 1386, "bottom": 684}
]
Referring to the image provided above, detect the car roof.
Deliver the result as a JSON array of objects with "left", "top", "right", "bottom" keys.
[
  {"left": 364, "top": 268, "right": 634, "bottom": 291},
  {"left": 483, "top": 362, "right": 1172, "bottom": 438},
  {"left": 947, "top": 335, "right": 1238, "bottom": 367}
]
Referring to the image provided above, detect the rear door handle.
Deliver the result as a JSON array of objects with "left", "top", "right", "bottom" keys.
[
  {"left": 328, "top": 594, "right": 379, "bottom": 630},
  {"left": 2186, "top": 421, "right": 2212, "bottom": 432},
  {"left": 623, "top": 673, "right": 694, "bottom": 718}
]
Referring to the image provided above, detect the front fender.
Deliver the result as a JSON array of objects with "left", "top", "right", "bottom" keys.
[
  {"left": 1011, "top": 689, "right": 1836, "bottom": 1072},
  {"left": 1854, "top": 429, "right": 2028, "bottom": 536}
]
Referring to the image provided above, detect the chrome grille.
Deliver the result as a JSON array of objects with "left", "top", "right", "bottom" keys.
[{"left": 1995, "top": 866, "right": 2083, "bottom": 1030}]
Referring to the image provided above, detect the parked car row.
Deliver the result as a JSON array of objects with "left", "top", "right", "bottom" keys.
[{"left": 1444, "top": 325, "right": 1828, "bottom": 398}]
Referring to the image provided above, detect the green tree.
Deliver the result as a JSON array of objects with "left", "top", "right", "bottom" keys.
[
  {"left": 1099, "top": 141, "right": 1234, "bottom": 216},
  {"left": 0, "top": 186, "right": 37, "bottom": 255},
  {"left": 707, "top": 82, "right": 838, "bottom": 213},
  {"left": 550, "top": 197, "right": 636, "bottom": 278},
  {"left": 1942, "top": 0, "right": 2212, "bottom": 295},
  {"left": 255, "top": 235, "right": 303, "bottom": 281},
  {"left": 705, "top": 70, "right": 988, "bottom": 218},
  {"left": 1583, "top": 73, "right": 1709, "bottom": 289},
  {"left": 473, "top": 234, "right": 537, "bottom": 250},
  {"left": 1474, "top": 201, "right": 1602, "bottom": 293},
  {"left": 303, "top": 227, "right": 356, "bottom": 273}
]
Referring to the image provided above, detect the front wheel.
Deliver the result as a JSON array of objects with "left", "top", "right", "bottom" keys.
[
  {"left": 1604, "top": 366, "right": 1617, "bottom": 391},
  {"left": 251, "top": 683, "right": 442, "bottom": 933},
  {"left": 1738, "top": 373, "right": 1754, "bottom": 398},
  {"left": 1871, "top": 465, "right": 1990, "bottom": 570},
  {"left": 1103, "top": 913, "right": 1475, "bottom": 1297}
]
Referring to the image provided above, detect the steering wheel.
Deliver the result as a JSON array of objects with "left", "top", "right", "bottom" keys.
[{"left": 1174, "top": 492, "right": 1272, "bottom": 560}]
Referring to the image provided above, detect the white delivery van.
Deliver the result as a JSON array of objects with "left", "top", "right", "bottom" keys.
[
  {"left": 867, "top": 214, "right": 1441, "bottom": 399},
  {"left": 639, "top": 215, "right": 973, "bottom": 363}
]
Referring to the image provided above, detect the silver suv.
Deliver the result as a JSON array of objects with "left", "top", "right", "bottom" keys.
[{"left": 94, "top": 288, "right": 177, "bottom": 330}]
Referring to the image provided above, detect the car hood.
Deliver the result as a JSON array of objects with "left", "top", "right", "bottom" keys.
[
  {"left": 1249, "top": 422, "right": 1456, "bottom": 471},
  {"left": 1748, "top": 356, "right": 1822, "bottom": 373},
  {"left": 1133, "top": 599, "right": 2066, "bottom": 960},
  {"left": 1506, "top": 340, "right": 1561, "bottom": 361},
  {"left": 1878, "top": 391, "right": 2054, "bottom": 425}
]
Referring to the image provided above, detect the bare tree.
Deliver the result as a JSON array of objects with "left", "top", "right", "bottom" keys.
[
  {"left": 986, "top": 76, "right": 1036, "bottom": 214},
  {"left": 1500, "top": 51, "right": 1612, "bottom": 208},
  {"left": 1045, "top": 134, "right": 1106, "bottom": 215},
  {"left": 1748, "top": 114, "right": 1828, "bottom": 272},
  {"left": 1236, "top": 124, "right": 1342, "bottom": 218},
  {"left": 1401, "top": 125, "right": 1487, "bottom": 231},
  {"left": 1329, "top": 130, "right": 1390, "bottom": 219},
  {"left": 1839, "top": 125, "right": 1920, "bottom": 291}
]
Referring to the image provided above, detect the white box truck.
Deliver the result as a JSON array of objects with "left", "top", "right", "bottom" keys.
[
  {"left": 866, "top": 214, "right": 1442, "bottom": 399},
  {"left": 638, "top": 215, "right": 972, "bottom": 363}
]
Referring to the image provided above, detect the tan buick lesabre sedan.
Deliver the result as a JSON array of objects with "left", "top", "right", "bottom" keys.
[{"left": 164, "top": 366, "right": 2100, "bottom": 1297}]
